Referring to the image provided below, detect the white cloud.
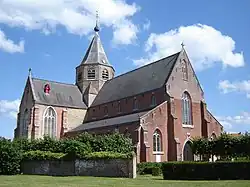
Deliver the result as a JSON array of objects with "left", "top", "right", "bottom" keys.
[
  {"left": 218, "top": 80, "right": 250, "bottom": 98},
  {"left": 134, "top": 24, "right": 244, "bottom": 70},
  {"left": 0, "top": 30, "right": 24, "bottom": 53},
  {"left": 0, "top": 99, "right": 20, "bottom": 119},
  {"left": 0, "top": 0, "right": 140, "bottom": 45},
  {"left": 216, "top": 112, "right": 250, "bottom": 131},
  {"left": 142, "top": 19, "right": 150, "bottom": 31}
]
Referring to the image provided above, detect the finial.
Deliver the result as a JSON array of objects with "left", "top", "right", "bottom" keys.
[
  {"left": 181, "top": 42, "right": 185, "bottom": 49},
  {"left": 94, "top": 10, "right": 100, "bottom": 32},
  {"left": 28, "top": 68, "right": 32, "bottom": 77}
]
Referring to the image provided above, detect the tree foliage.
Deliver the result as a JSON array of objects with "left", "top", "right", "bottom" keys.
[{"left": 191, "top": 132, "right": 250, "bottom": 160}]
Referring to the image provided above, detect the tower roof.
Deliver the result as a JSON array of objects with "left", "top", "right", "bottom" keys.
[{"left": 81, "top": 32, "right": 111, "bottom": 66}]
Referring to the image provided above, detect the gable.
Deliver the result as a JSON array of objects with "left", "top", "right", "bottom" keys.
[
  {"left": 91, "top": 52, "right": 180, "bottom": 106},
  {"left": 19, "top": 77, "right": 35, "bottom": 111},
  {"left": 165, "top": 49, "right": 204, "bottom": 102}
]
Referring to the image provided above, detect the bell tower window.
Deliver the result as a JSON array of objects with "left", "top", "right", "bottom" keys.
[
  {"left": 77, "top": 72, "right": 82, "bottom": 81},
  {"left": 102, "top": 69, "right": 109, "bottom": 80},
  {"left": 88, "top": 68, "right": 95, "bottom": 79}
]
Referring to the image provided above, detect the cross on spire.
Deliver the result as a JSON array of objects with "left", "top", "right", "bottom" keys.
[
  {"left": 28, "top": 68, "right": 32, "bottom": 77},
  {"left": 181, "top": 42, "right": 185, "bottom": 49},
  {"left": 94, "top": 10, "right": 100, "bottom": 32}
]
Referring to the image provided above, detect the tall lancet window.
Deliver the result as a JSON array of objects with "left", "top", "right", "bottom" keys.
[
  {"left": 182, "top": 92, "right": 192, "bottom": 126},
  {"left": 43, "top": 107, "right": 56, "bottom": 138},
  {"left": 23, "top": 109, "right": 29, "bottom": 137},
  {"left": 153, "top": 129, "right": 162, "bottom": 152},
  {"left": 181, "top": 59, "right": 188, "bottom": 80}
]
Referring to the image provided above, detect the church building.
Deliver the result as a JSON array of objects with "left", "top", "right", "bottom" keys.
[{"left": 14, "top": 19, "right": 223, "bottom": 163}]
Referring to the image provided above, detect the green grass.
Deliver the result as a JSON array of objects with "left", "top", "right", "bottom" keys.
[{"left": 0, "top": 175, "right": 250, "bottom": 187}]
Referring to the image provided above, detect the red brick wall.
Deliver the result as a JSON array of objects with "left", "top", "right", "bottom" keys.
[
  {"left": 207, "top": 111, "right": 223, "bottom": 138},
  {"left": 140, "top": 102, "right": 168, "bottom": 162},
  {"left": 87, "top": 88, "right": 166, "bottom": 121}
]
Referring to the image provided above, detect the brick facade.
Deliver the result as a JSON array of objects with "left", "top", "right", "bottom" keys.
[{"left": 15, "top": 31, "right": 222, "bottom": 163}]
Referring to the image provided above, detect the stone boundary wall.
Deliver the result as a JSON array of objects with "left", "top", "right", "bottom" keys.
[{"left": 21, "top": 156, "right": 136, "bottom": 178}]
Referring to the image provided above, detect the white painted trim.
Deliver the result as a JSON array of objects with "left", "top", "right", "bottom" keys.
[
  {"left": 181, "top": 138, "right": 193, "bottom": 161},
  {"left": 42, "top": 106, "right": 57, "bottom": 138},
  {"left": 182, "top": 124, "right": 194, "bottom": 129}
]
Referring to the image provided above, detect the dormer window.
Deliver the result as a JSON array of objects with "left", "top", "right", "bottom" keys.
[
  {"left": 88, "top": 68, "right": 95, "bottom": 79},
  {"left": 102, "top": 69, "right": 109, "bottom": 80},
  {"left": 44, "top": 84, "right": 50, "bottom": 94}
]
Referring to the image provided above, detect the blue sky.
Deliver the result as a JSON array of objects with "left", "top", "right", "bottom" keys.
[{"left": 0, "top": 0, "right": 249, "bottom": 138}]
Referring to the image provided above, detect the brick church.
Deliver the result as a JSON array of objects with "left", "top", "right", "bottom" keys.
[{"left": 14, "top": 20, "right": 223, "bottom": 163}]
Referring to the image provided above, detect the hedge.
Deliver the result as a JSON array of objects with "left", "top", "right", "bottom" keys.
[
  {"left": 137, "top": 162, "right": 162, "bottom": 175},
  {"left": 0, "top": 138, "right": 22, "bottom": 175},
  {"left": 162, "top": 161, "right": 250, "bottom": 180},
  {"left": 22, "top": 150, "right": 134, "bottom": 161}
]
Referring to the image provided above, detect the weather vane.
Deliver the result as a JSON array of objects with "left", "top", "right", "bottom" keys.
[{"left": 94, "top": 10, "right": 100, "bottom": 32}]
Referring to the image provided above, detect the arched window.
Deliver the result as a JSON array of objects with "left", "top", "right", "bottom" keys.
[
  {"left": 182, "top": 92, "right": 192, "bottom": 125},
  {"left": 87, "top": 68, "right": 95, "bottom": 79},
  {"left": 133, "top": 97, "right": 138, "bottom": 110},
  {"left": 151, "top": 94, "right": 156, "bottom": 106},
  {"left": 102, "top": 69, "right": 109, "bottom": 80},
  {"left": 23, "top": 109, "right": 29, "bottom": 136},
  {"left": 43, "top": 107, "right": 56, "bottom": 138},
  {"left": 181, "top": 59, "right": 188, "bottom": 80},
  {"left": 153, "top": 129, "right": 162, "bottom": 152}
]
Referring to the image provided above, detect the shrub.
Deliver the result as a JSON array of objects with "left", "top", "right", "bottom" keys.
[
  {"left": 137, "top": 162, "right": 162, "bottom": 175},
  {"left": 0, "top": 137, "right": 22, "bottom": 175},
  {"left": 152, "top": 167, "right": 161, "bottom": 176},
  {"left": 162, "top": 161, "right": 250, "bottom": 180},
  {"left": 82, "top": 151, "right": 134, "bottom": 160},
  {"left": 22, "top": 150, "right": 66, "bottom": 161}
]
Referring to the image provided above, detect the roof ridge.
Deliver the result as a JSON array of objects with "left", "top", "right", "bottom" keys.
[
  {"left": 32, "top": 77, "right": 77, "bottom": 87},
  {"left": 106, "top": 51, "right": 181, "bottom": 83}
]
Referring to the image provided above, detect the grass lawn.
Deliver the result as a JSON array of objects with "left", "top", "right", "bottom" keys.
[{"left": 0, "top": 175, "right": 250, "bottom": 187}]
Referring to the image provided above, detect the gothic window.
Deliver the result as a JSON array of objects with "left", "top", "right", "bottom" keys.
[
  {"left": 153, "top": 129, "right": 162, "bottom": 152},
  {"left": 181, "top": 59, "right": 188, "bottom": 80},
  {"left": 102, "top": 69, "right": 109, "bottom": 80},
  {"left": 118, "top": 102, "right": 121, "bottom": 113},
  {"left": 182, "top": 92, "right": 192, "bottom": 125},
  {"left": 87, "top": 68, "right": 95, "bottom": 79},
  {"left": 44, "top": 84, "right": 50, "bottom": 94},
  {"left": 23, "top": 109, "right": 29, "bottom": 136},
  {"left": 151, "top": 94, "right": 156, "bottom": 106},
  {"left": 77, "top": 72, "right": 82, "bottom": 81},
  {"left": 43, "top": 107, "right": 56, "bottom": 138},
  {"left": 133, "top": 97, "right": 138, "bottom": 110}
]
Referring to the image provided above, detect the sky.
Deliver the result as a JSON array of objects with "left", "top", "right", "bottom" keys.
[{"left": 0, "top": 0, "right": 250, "bottom": 139}]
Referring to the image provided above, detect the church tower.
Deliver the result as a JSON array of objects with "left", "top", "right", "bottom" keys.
[{"left": 76, "top": 12, "right": 115, "bottom": 106}]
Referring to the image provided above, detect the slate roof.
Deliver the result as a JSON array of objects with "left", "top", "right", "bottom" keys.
[
  {"left": 31, "top": 78, "right": 87, "bottom": 109},
  {"left": 91, "top": 52, "right": 180, "bottom": 106},
  {"left": 81, "top": 32, "right": 111, "bottom": 66},
  {"left": 70, "top": 111, "right": 148, "bottom": 132}
]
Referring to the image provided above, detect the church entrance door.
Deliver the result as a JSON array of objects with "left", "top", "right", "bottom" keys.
[{"left": 183, "top": 141, "right": 194, "bottom": 161}]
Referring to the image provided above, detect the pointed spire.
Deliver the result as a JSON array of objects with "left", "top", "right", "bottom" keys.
[{"left": 94, "top": 10, "right": 100, "bottom": 32}]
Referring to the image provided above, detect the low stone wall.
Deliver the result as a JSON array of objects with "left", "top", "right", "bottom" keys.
[{"left": 21, "top": 156, "right": 136, "bottom": 178}]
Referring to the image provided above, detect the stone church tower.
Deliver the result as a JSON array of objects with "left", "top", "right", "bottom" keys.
[{"left": 75, "top": 17, "right": 115, "bottom": 107}]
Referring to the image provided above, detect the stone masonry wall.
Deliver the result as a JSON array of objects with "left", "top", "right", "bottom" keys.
[{"left": 21, "top": 156, "right": 136, "bottom": 178}]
